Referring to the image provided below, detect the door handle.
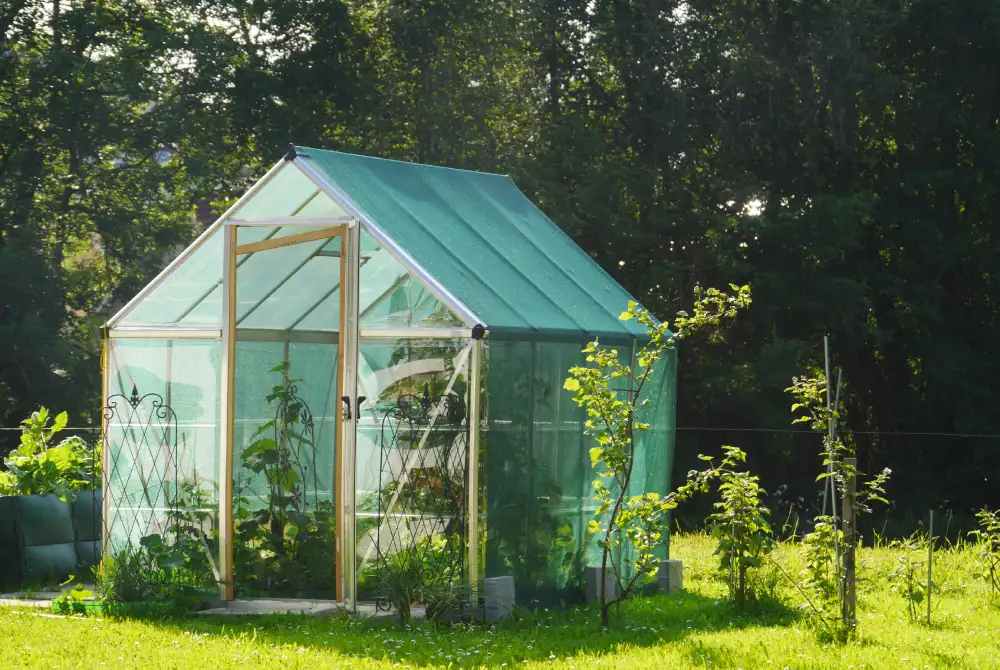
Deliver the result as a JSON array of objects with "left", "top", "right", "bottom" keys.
[
  {"left": 341, "top": 395, "right": 352, "bottom": 420},
  {"left": 357, "top": 396, "right": 366, "bottom": 412}
]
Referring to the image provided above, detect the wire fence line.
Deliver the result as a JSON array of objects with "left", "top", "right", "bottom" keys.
[{"left": 3, "top": 425, "right": 1000, "bottom": 439}]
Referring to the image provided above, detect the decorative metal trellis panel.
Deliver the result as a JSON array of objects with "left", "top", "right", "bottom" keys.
[
  {"left": 232, "top": 376, "right": 320, "bottom": 516},
  {"left": 103, "top": 384, "right": 179, "bottom": 549},
  {"left": 374, "top": 392, "right": 469, "bottom": 611}
]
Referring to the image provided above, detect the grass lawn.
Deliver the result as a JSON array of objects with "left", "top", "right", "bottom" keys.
[{"left": 1, "top": 534, "right": 997, "bottom": 669}]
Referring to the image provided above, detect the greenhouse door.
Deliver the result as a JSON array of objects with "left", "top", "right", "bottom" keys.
[{"left": 228, "top": 223, "right": 351, "bottom": 602}]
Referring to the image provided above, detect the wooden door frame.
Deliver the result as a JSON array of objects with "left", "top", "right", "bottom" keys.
[{"left": 222, "top": 223, "right": 348, "bottom": 602}]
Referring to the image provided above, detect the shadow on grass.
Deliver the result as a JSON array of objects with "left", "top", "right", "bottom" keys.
[{"left": 140, "top": 591, "right": 800, "bottom": 667}]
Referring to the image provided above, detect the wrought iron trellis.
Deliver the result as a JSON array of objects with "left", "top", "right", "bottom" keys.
[
  {"left": 103, "top": 384, "right": 179, "bottom": 548},
  {"left": 232, "top": 374, "right": 320, "bottom": 516},
  {"left": 374, "top": 391, "right": 469, "bottom": 612}
]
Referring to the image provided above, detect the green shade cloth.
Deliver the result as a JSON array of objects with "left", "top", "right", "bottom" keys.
[{"left": 298, "top": 147, "right": 648, "bottom": 341}]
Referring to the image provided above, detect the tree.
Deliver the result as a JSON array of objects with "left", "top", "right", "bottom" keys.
[
  {"left": 565, "top": 285, "right": 751, "bottom": 626},
  {"left": 0, "top": 1, "right": 197, "bottom": 435}
]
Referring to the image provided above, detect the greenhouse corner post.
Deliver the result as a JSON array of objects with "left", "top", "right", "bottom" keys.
[
  {"left": 219, "top": 223, "right": 237, "bottom": 600},
  {"left": 101, "top": 328, "right": 111, "bottom": 549},
  {"left": 466, "top": 338, "right": 482, "bottom": 594}
]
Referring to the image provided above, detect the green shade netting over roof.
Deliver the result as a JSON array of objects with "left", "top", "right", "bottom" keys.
[{"left": 298, "top": 147, "right": 648, "bottom": 341}]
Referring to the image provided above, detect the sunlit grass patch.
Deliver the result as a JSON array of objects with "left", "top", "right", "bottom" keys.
[{"left": 1, "top": 534, "right": 997, "bottom": 669}]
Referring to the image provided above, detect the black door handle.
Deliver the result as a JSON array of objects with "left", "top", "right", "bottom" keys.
[
  {"left": 341, "top": 395, "right": 352, "bottom": 420},
  {"left": 357, "top": 396, "right": 367, "bottom": 411}
]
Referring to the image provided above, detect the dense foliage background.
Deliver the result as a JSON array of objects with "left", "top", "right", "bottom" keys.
[{"left": 2, "top": 0, "right": 997, "bottom": 531}]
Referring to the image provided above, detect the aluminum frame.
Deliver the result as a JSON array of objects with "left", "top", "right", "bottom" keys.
[
  {"left": 226, "top": 216, "right": 355, "bottom": 227},
  {"left": 341, "top": 220, "right": 361, "bottom": 610},
  {"left": 218, "top": 224, "right": 238, "bottom": 600},
  {"left": 100, "top": 337, "right": 112, "bottom": 550},
  {"left": 109, "top": 327, "right": 221, "bottom": 340},
  {"left": 466, "top": 339, "right": 482, "bottom": 594},
  {"left": 358, "top": 327, "right": 474, "bottom": 339}
]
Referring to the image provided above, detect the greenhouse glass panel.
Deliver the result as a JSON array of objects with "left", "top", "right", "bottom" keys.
[
  {"left": 104, "top": 338, "right": 221, "bottom": 592},
  {"left": 354, "top": 338, "right": 472, "bottom": 603},
  {"left": 231, "top": 163, "right": 348, "bottom": 220},
  {"left": 231, "top": 340, "right": 339, "bottom": 598},
  {"left": 358, "top": 229, "right": 466, "bottom": 329},
  {"left": 120, "top": 228, "right": 223, "bottom": 327},
  {"left": 482, "top": 339, "right": 595, "bottom": 606},
  {"left": 481, "top": 336, "right": 673, "bottom": 606},
  {"left": 232, "top": 225, "right": 343, "bottom": 332}
]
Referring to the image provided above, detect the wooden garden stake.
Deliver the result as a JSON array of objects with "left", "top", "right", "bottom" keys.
[
  {"left": 928, "top": 509, "right": 934, "bottom": 626},
  {"left": 842, "top": 457, "right": 857, "bottom": 627}
]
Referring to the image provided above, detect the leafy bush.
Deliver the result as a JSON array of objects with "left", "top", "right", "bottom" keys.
[
  {"left": 378, "top": 536, "right": 468, "bottom": 626},
  {"left": 970, "top": 508, "right": 1000, "bottom": 602},
  {"left": 96, "top": 545, "right": 157, "bottom": 604},
  {"left": 564, "top": 285, "right": 752, "bottom": 627},
  {"left": 0, "top": 407, "right": 100, "bottom": 502},
  {"left": 887, "top": 535, "right": 929, "bottom": 623},
  {"left": 787, "top": 375, "right": 891, "bottom": 641},
  {"left": 95, "top": 537, "right": 212, "bottom": 611},
  {"left": 379, "top": 547, "right": 427, "bottom": 625},
  {"left": 706, "top": 447, "right": 775, "bottom": 609}
]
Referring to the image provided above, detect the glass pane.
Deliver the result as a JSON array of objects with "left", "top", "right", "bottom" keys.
[
  {"left": 235, "top": 226, "right": 276, "bottom": 246},
  {"left": 481, "top": 339, "right": 674, "bottom": 606},
  {"left": 482, "top": 340, "right": 590, "bottom": 606},
  {"left": 231, "top": 163, "right": 348, "bottom": 220},
  {"left": 232, "top": 340, "right": 339, "bottom": 598},
  {"left": 181, "top": 228, "right": 344, "bottom": 329},
  {"left": 104, "top": 339, "right": 221, "bottom": 595},
  {"left": 294, "top": 291, "right": 341, "bottom": 332},
  {"left": 355, "top": 338, "right": 472, "bottom": 603},
  {"left": 122, "top": 229, "right": 223, "bottom": 327},
  {"left": 242, "top": 257, "right": 342, "bottom": 331},
  {"left": 359, "top": 229, "right": 466, "bottom": 329},
  {"left": 234, "top": 227, "right": 340, "bottom": 328},
  {"left": 236, "top": 224, "right": 343, "bottom": 246},
  {"left": 631, "top": 349, "right": 676, "bottom": 559}
]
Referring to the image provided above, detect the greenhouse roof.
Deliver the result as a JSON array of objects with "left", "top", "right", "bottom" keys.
[
  {"left": 297, "top": 147, "right": 646, "bottom": 340},
  {"left": 109, "top": 146, "right": 649, "bottom": 341}
]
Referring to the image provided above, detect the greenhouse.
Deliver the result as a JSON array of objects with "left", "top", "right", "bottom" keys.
[{"left": 101, "top": 145, "right": 677, "bottom": 611}]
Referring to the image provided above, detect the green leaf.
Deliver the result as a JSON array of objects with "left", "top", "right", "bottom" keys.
[
  {"left": 69, "top": 585, "right": 93, "bottom": 601},
  {"left": 52, "top": 411, "right": 68, "bottom": 433},
  {"left": 619, "top": 311, "right": 635, "bottom": 321},
  {"left": 140, "top": 534, "right": 164, "bottom": 549},
  {"left": 159, "top": 553, "right": 186, "bottom": 570},
  {"left": 563, "top": 378, "right": 580, "bottom": 392}
]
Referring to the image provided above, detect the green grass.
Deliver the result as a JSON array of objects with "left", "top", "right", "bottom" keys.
[{"left": 1, "top": 534, "right": 997, "bottom": 669}]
